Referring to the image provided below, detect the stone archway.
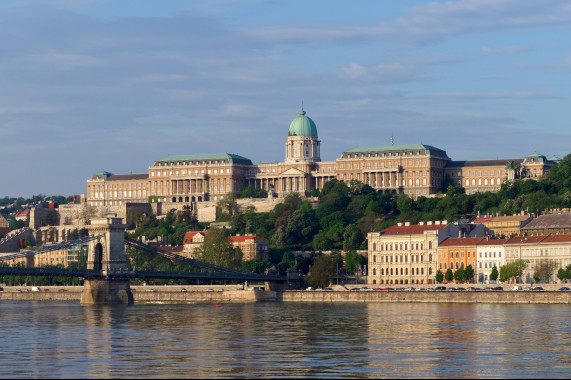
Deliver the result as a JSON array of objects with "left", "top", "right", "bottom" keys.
[{"left": 94, "top": 243, "right": 103, "bottom": 271}]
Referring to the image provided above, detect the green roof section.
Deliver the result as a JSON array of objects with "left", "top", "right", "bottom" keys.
[
  {"left": 524, "top": 152, "right": 546, "bottom": 163},
  {"left": 155, "top": 153, "right": 253, "bottom": 165},
  {"left": 92, "top": 170, "right": 112, "bottom": 180},
  {"left": 341, "top": 144, "right": 447, "bottom": 157},
  {"left": 288, "top": 108, "right": 318, "bottom": 137}
]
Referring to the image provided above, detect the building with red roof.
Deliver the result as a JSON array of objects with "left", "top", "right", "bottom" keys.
[
  {"left": 437, "top": 237, "right": 484, "bottom": 283},
  {"left": 368, "top": 221, "right": 462, "bottom": 286},
  {"left": 504, "top": 234, "right": 571, "bottom": 283},
  {"left": 182, "top": 231, "right": 268, "bottom": 261}
]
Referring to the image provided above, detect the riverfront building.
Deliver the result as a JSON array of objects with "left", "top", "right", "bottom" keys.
[
  {"left": 388, "top": 233, "right": 571, "bottom": 284},
  {"left": 367, "top": 221, "right": 461, "bottom": 285},
  {"left": 85, "top": 108, "right": 558, "bottom": 207},
  {"left": 476, "top": 238, "right": 507, "bottom": 283}
]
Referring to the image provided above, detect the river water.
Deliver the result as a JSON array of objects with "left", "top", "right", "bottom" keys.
[{"left": 0, "top": 301, "right": 569, "bottom": 378}]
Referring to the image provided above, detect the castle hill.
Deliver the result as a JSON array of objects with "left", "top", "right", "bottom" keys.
[{"left": 1, "top": 108, "right": 571, "bottom": 304}]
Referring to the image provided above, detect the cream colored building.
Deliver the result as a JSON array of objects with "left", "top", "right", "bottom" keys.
[
  {"left": 367, "top": 221, "right": 460, "bottom": 286},
  {"left": 476, "top": 238, "right": 507, "bottom": 283},
  {"left": 504, "top": 234, "right": 571, "bottom": 283}
]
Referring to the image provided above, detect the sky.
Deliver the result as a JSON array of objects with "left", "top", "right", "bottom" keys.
[{"left": 1, "top": 0, "right": 570, "bottom": 198}]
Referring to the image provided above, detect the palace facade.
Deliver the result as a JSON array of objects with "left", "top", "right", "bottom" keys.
[{"left": 85, "top": 108, "right": 559, "bottom": 206}]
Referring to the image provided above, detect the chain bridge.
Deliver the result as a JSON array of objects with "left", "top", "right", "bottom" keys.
[{"left": 0, "top": 217, "right": 292, "bottom": 304}]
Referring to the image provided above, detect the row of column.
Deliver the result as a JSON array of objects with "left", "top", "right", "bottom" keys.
[
  {"left": 362, "top": 171, "right": 401, "bottom": 189},
  {"left": 170, "top": 179, "right": 206, "bottom": 195},
  {"left": 248, "top": 176, "right": 310, "bottom": 193}
]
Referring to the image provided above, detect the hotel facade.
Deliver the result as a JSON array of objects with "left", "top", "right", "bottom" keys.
[{"left": 86, "top": 108, "right": 559, "bottom": 206}]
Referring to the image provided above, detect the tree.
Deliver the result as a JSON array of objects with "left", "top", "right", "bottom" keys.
[
  {"left": 500, "top": 259, "right": 527, "bottom": 283},
  {"left": 344, "top": 250, "right": 366, "bottom": 274},
  {"left": 81, "top": 204, "right": 97, "bottom": 225},
  {"left": 454, "top": 267, "right": 465, "bottom": 283},
  {"left": 307, "top": 255, "right": 336, "bottom": 288},
  {"left": 435, "top": 269, "right": 444, "bottom": 283},
  {"left": 557, "top": 268, "right": 567, "bottom": 282},
  {"left": 445, "top": 268, "right": 453, "bottom": 283},
  {"left": 217, "top": 192, "right": 238, "bottom": 218},
  {"left": 490, "top": 266, "right": 499, "bottom": 281},
  {"left": 464, "top": 264, "right": 475, "bottom": 283},
  {"left": 533, "top": 260, "right": 558, "bottom": 283},
  {"left": 342, "top": 224, "right": 364, "bottom": 251},
  {"left": 196, "top": 228, "right": 242, "bottom": 269}
]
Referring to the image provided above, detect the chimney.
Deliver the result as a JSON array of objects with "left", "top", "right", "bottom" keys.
[
  {"left": 442, "top": 220, "right": 448, "bottom": 224},
  {"left": 405, "top": 222, "right": 411, "bottom": 226},
  {"left": 435, "top": 221, "right": 441, "bottom": 225},
  {"left": 397, "top": 222, "right": 403, "bottom": 227},
  {"left": 427, "top": 221, "right": 433, "bottom": 225},
  {"left": 419, "top": 222, "right": 424, "bottom": 226}
]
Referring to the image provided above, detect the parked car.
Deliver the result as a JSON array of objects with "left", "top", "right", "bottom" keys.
[
  {"left": 558, "top": 287, "right": 570, "bottom": 291},
  {"left": 532, "top": 287, "right": 544, "bottom": 291},
  {"left": 306, "top": 287, "right": 314, "bottom": 291},
  {"left": 523, "top": 287, "right": 531, "bottom": 291},
  {"left": 426, "top": 288, "right": 435, "bottom": 291},
  {"left": 404, "top": 287, "right": 413, "bottom": 291},
  {"left": 58, "top": 289, "right": 67, "bottom": 292},
  {"left": 435, "top": 286, "right": 446, "bottom": 291},
  {"left": 511, "top": 286, "right": 522, "bottom": 291},
  {"left": 180, "top": 288, "right": 187, "bottom": 292},
  {"left": 492, "top": 286, "right": 504, "bottom": 291}
]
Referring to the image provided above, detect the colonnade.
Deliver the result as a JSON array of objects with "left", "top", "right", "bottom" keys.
[
  {"left": 362, "top": 170, "right": 402, "bottom": 191},
  {"left": 170, "top": 179, "right": 207, "bottom": 195}
]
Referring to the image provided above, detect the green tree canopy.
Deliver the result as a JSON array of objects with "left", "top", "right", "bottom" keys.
[
  {"left": 196, "top": 228, "right": 243, "bottom": 269},
  {"left": 307, "top": 254, "right": 336, "bottom": 288}
]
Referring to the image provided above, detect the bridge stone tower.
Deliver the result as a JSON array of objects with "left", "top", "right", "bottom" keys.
[{"left": 80, "top": 217, "right": 133, "bottom": 305}]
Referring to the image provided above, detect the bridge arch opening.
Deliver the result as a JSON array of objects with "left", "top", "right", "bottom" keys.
[{"left": 94, "top": 243, "right": 103, "bottom": 271}]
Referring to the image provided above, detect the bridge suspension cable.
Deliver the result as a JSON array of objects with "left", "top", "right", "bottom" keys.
[
  {"left": 0, "top": 234, "right": 105, "bottom": 263},
  {"left": 124, "top": 238, "right": 244, "bottom": 274}
]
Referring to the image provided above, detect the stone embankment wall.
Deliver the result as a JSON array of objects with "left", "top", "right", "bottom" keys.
[
  {"left": 2, "top": 285, "right": 571, "bottom": 304},
  {"left": 271, "top": 290, "right": 571, "bottom": 304}
]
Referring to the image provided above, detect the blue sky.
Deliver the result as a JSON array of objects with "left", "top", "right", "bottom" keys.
[{"left": 1, "top": 0, "right": 570, "bottom": 198}]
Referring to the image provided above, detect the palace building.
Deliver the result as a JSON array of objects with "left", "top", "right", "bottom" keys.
[{"left": 85, "top": 108, "right": 558, "bottom": 206}]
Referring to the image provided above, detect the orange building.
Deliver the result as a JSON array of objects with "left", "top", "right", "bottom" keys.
[{"left": 437, "top": 237, "right": 483, "bottom": 282}]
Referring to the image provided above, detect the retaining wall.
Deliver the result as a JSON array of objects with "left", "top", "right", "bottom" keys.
[{"left": 2, "top": 286, "right": 570, "bottom": 304}]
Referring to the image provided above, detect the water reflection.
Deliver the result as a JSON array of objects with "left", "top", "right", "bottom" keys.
[{"left": 0, "top": 302, "right": 569, "bottom": 378}]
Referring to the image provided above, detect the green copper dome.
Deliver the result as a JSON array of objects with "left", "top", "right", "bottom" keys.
[{"left": 288, "top": 109, "right": 318, "bottom": 137}]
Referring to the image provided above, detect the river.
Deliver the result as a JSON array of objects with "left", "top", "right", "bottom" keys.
[{"left": 0, "top": 301, "right": 569, "bottom": 378}]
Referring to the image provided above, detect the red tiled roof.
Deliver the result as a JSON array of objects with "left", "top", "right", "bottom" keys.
[
  {"left": 477, "top": 238, "right": 509, "bottom": 246},
  {"left": 505, "top": 235, "right": 547, "bottom": 244},
  {"left": 183, "top": 231, "right": 206, "bottom": 244},
  {"left": 15, "top": 209, "right": 30, "bottom": 217},
  {"left": 541, "top": 234, "right": 571, "bottom": 243},
  {"left": 382, "top": 223, "right": 448, "bottom": 236},
  {"left": 439, "top": 237, "right": 484, "bottom": 247}
]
